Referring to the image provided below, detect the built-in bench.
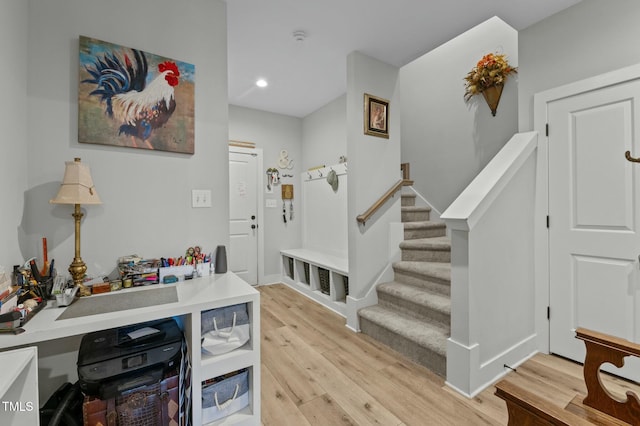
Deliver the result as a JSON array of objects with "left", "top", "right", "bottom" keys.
[
  {"left": 280, "top": 248, "right": 349, "bottom": 316},
  {"left": 495, "top": 327, "right": 640, "bottom": 425}
]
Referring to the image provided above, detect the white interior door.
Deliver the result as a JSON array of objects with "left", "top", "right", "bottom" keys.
[
  {"left": 548, "top": 78, "right": 640, "bottom": 381},
  {"left": 229, "top": 151, "right": 258, "bottom": 284}
]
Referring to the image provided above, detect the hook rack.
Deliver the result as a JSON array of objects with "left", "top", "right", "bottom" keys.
[{"left": 304, "top": 162, "right": 348, "bottom": 181}]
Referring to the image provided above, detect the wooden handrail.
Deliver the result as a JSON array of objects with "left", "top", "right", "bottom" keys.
[{"left": 357, "top": 179, "right": 409, "bottom": 225}]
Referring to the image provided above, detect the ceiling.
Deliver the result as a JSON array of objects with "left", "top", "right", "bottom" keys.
[{"left": 226, "top": 0, "right": 582, "bottom": 118}]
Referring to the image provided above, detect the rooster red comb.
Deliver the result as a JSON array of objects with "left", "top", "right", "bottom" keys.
[{"left": 158, "top": 61, "right": 180, "bottom": 76}]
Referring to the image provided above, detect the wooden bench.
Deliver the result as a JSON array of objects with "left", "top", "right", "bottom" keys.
[{"left": 495, "top": 328, "right": 640, "bottom": 425}]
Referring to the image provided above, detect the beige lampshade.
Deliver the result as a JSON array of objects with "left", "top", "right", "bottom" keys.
[{"left": 50, "top": 158, "right": 102, "bottom": 205}]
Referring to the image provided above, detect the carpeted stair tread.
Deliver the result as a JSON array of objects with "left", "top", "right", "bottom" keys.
[
  {"left": 378, "top": 281, "right": 451, "bottom": 317},
  {"left": 403, "top": 221, "right": 447, "bottom": 240},
  {"left": 393, "top": 261, "right": 451, "bottom": 282},
  {"left": 399, "top": 236, "right": 451, "bottom": 251},
  {"left": 401, "top": 206, "right": 431, "bottom": 213},
  {"left": 358, "top": 305, "right": 448, "bottom": 356},
  {"left": 403, "top": 221, "right": 445, "bottom": 230}
]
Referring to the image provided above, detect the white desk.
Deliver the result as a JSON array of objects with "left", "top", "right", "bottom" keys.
[{"left": 0, "top": 272, "right": 260, "bottom": 426}]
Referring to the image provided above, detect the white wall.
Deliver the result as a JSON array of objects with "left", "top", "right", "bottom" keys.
[
  {"left": 228, "top": 105, "right": 302, "bottom": 280},
  {"left": 18, "top": 0, "right": 228, "bottom": 278},
  {"left": 519, "top": 0, "right": 640, "bottom": 131},
  {"left": 400, "top": 17, "right": 518, "bottom": 214},
  {"left": 0, "top": 1, "right": 28, "bottom": 270},
  {"left": 443, "top": 132, "right": 538, "bottom": 396},
  {"left": 347, "top": 52, "right": 401, "bottom": 298},
  {"left": 302, "top": 94, "right": 347, "bottom": 170}
]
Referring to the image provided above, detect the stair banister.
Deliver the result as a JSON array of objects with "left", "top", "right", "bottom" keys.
[{"left": 356, "top": 179, "right": 413, "bottom": 225}]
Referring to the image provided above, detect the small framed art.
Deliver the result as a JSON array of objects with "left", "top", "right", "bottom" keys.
[{"left": 364, "top": 93, "right": 389, "bottom": 139}]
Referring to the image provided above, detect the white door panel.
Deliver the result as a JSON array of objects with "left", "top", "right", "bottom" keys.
[
  {"left": 549, "top": 79, "right": 640, "bottom": 381},
  {"left": 229, "top": 151, "right": 258, "bottom": 284}
]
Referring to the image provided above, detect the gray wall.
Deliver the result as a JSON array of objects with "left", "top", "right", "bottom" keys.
[
  {"left": 347, "top": 51, "right": 401, "bottom": 297},
  {"left": 228, "top": 105, "right": 303, "bottom": 279},
  {"left": 519, "top": 0, "right": 640, "bottom": 131},
  {"left": 0, "top": 1, "right": 28, "bottom": 270},
  {"left": 400, "top": 17, "right": 518, "bottom": 214},
  {"left": 302, "top": 94, "right": 347, "bottom": 170},
  {"left": 5, "top": 0, "right": 228, "bottom": 276}
]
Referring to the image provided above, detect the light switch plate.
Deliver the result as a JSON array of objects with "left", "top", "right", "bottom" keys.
[
  {"left": 192, "top": 189, "right": 212, "bottom": 208},
  {"left": 266, "top": 199, "right": 277, "bottom": 208}
]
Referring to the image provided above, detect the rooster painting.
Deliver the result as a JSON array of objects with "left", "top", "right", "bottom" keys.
[{"left": 78, "top": 36, "right": 195, "bottom": 153}]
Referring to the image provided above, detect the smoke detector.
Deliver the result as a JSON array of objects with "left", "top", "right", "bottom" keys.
[{"left": 292, "top": 30, "right": 306, "bottom": 42}]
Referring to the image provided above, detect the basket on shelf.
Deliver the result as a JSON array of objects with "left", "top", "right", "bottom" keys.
[
  {"left": 343, "top": 275, "right": 349, "bottom": 296},
  {"left": 303, "top": 263, "right": 310, "bottom": 284},
  {"left": 318, "top": 268, "right": 330, "bottom": 295},
  {"left": 287, "top": 257, "right": 294, "bottom": 279}
]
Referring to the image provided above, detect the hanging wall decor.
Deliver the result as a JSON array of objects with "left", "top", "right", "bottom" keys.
[
  {"left": 364, "top": 93, "right": 389, "bottom": 138},
  {"left": 463, "top": 52, "right": 517, "bottom": 116},
  {"left": 78, "top": 35, "right": 196, "bottom": 154}
]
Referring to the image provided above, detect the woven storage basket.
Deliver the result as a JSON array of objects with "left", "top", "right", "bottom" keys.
[
  {"left": 303, "top": 263, "right": 310, "bottom": 284},
  {"left": 287, "top": 257, "right": 294, "bottom": 279},
  {"left": 343, "top": 275, "right": 349, "bottom": 296},
  {"left": 318, "top": 268, "right": 330, "bottom": 295}
]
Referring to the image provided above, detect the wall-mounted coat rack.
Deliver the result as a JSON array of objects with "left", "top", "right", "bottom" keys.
[{"left": 305, "top": 163, "right": 348, "bottom": 181}]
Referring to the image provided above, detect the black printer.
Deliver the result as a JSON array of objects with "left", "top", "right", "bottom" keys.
[{"left": 77, "top": 318, "right": 183, "bottom": 399}]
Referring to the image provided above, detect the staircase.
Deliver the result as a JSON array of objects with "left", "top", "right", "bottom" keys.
[{"left": 358, "top": 192, "right": 450, "bottom": 377}]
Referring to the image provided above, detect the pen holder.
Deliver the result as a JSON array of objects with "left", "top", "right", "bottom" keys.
[
  {"left": 56, "top": 286, "right": 78, "bottom": 307},
  {"left": 41, "top": 276, "right": 55, "bottom": 300}
]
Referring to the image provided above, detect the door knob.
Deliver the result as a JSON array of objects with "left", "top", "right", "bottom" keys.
[
  {"left": 251, "top": 224, "right": 257, "bottom": 229},
  {"left": 251, "top": 215, "right": 256, "bottom": 220}
]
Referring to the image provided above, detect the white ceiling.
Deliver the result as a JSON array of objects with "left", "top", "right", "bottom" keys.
[{"left": 226, "top": 0, "right": 582, "bottom": 118}]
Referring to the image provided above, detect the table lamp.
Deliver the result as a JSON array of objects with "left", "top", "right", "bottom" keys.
[{"left": 50, "top": 158, "right": 101, "bottom": 296}]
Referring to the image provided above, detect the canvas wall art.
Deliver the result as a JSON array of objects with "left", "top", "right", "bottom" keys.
[{"left": 78, "top": 36, "right": 195, "bottom": 154}]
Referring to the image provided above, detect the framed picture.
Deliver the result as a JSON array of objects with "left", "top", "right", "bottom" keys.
[
  {"left": 364, "top": 93, "right": 389, "bottom": 138},
  {"left": 78, "top": 36, "right": 195, "bottom": 154}
]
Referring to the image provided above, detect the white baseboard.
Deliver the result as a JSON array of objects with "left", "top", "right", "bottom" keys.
[{"left": 446, "top": 333, "right": 538, "bottom": 397}]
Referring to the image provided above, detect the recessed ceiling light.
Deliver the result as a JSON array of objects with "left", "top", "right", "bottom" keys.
[{"left": 256, "top": 79, "right": 268, "bottom": 88}]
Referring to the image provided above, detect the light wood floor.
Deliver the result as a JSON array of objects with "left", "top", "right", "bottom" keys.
[{"left": 259, "top": 283, "right": 640, "bottom": 425}]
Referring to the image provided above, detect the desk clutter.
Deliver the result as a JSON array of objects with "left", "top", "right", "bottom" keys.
[
  {"left": 0, "top": 258, "right": 53, "bottom": 333},
  {"left": 80, "top": 244, "right": 226, "bottom": 296},
  {"left": 0, "top": 244, "right": 228, "bottom": 333}
]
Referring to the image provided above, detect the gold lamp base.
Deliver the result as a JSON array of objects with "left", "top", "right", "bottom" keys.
[
  {"left": 70, "top": 204, "right": 91, "bottom": 297},
  {"left": 69, "top": 257, "right": 90, "bottom": 297}
]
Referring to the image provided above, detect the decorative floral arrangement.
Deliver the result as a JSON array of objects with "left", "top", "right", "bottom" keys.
[{"left": 464, "top": 52, "right": 517, "bottom": 101}]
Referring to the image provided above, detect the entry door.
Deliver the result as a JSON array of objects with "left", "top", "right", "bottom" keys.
[
  {"left": 548, "top": 78, "right": 640, "bottom": 381},
  {"left": 229, "top": 151, "right": 258, "bottom": 284}
]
